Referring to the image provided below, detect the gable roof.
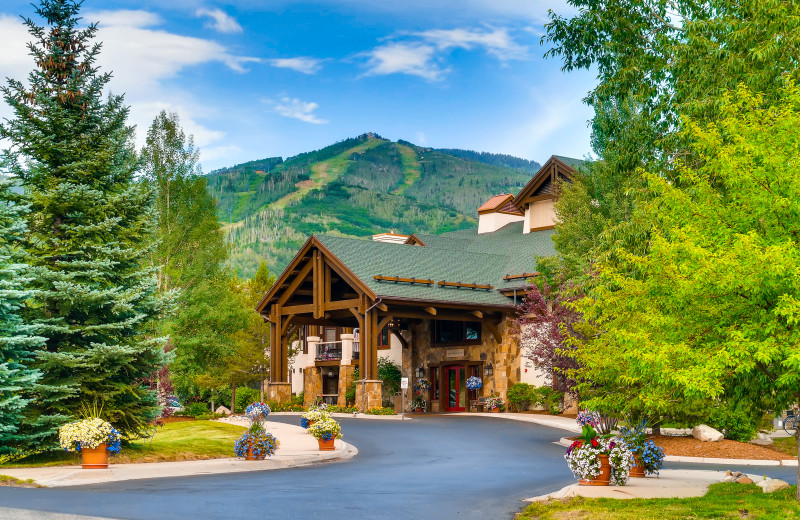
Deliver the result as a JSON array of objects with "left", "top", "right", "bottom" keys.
[
  {"left": 477, "top": 193, "right": 514, "bottom": 214},
  {"left": 513, "top": 155, "right": 585, "bottom": 211},
  {"left": 312, "top": 221, "right": 556, "bottom": 308}
]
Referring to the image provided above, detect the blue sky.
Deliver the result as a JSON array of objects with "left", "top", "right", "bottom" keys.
[{"left": 0, "top": 0, "right": 597, "bottom": 171}]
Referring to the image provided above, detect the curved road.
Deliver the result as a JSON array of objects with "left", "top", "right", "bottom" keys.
[{"left": 1, "top": 416, "right": 796, "bottom": 520}]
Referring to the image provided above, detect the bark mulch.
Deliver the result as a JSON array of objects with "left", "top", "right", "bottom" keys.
[{"left": 650, "top": 434, "right": 792, "bottom": 461}]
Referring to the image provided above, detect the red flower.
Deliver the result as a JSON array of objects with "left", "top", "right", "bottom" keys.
[{"left": 591, "top": 438, "right": 599, "bottom": 448}]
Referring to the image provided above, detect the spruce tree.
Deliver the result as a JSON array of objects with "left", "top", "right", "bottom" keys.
[
  {"left": 0, "top": 0, "right": 168, "bottom": 441},
  {"left": 0, "top": 179, "right": 47, "bottom": 455}
]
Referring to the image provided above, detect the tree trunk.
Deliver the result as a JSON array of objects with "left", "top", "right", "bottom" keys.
[
  {"left": 231, "top": 382, "right": 236, "bottom": 414},
  {"left": 260, "top": 380, "right": 265, "bottom": 403}
]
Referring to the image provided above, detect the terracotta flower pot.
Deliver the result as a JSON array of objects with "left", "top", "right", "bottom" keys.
[
  {"left": 317, "top": 437, "right": 335, "bottom": 451},
  {"left": 629, "top": 455, "right": 646, "bottom": 478},
  {"left": 245, "top": 442, "right": 265, "bottom": 460},
  {"left": 414, "top": 408, "right": 423, "bottom": 413},
  {"left": 490, "top": 408, "right": 501, "bottom": 413},
  {"left": 579, "top": 454, "right": 611, "bottom": 486},
  {"left": 81, "top": 443, "right": 109, "bottom": 469},
  {"left": 307, "top": 420, "right": 316, "bottom": 430}
]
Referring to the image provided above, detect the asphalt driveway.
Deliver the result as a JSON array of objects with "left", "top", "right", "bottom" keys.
[{"left": 0, "top": 415, "right": 796, "bottom": 520}]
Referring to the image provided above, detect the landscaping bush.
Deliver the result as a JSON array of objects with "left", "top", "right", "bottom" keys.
[
  {"left": 507, "top": 383, "right": 535, "bottom": 411},
  {"left": 327, "top": 405, "right": 358, "bottom": 413},
  {"left": 291, "top": 392, "right": 304, "bottom": 407},
  {"left": 234, "top": 387, "right": 261, "bottom": 413},
  {"left": 184, "top": 402, "right": 210, "bottom": 418},
  {"left": 264, "top": 400, "right": 304, "bottom": 412},
  {"left": 710, "top": 405, "right": 760, "bottom": 442},
  {"left": 530, "top": 386, "right": 564, "bottom": 414},
  {"left": 365, "top": 407, "right": 396, "bottom": 415}
]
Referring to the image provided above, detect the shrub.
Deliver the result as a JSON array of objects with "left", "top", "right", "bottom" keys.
[
  {"left": 710, "top": 405, "right": 760, "bottom": 442},
  {"left": 185, "top": 402, "right": 209, "bottom": 418},
  {"left": 507, "top": 383, "right": 535, "bottom": 411},
  {"left": 365, "top": 407, "right": 396, "bottom": 415},
  {"left": 378, "top": 357, "right": 402, "bottom": 396},
  {"left": 234, "top": 387, "right": 261, "bottom": 413},
  {"left": 327, "top": 405, "right": 358, "bottom": 413},
  {"left": 530, "top": 386, "right": 564, "bottom": 414}
]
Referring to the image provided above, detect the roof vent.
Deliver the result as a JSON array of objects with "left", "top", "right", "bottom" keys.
[{"left": 372, "top": 232, "right": 410, "bottom": 244}]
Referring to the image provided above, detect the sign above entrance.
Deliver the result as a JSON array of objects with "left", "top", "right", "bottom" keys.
[
  {"left": 400, "top": 377, "right": 409, "bottom": 389},
  {"left": 446, "top": 348, "right": 465, "bottom": 358}
]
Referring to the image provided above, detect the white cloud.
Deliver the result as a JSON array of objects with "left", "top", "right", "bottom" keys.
[
  {"left": 0, "top": 10, "right": 258, "bottom": 169},
  {"left": 416, "top": 27, "right": 527, "bottom": 61},
  {"left": 272, "top": 97, "right": 328, "bottom": 124},
  {"left": 268, "top": 57, "right": 324, "bottom": 75},
  {"left": 196, "top": 8, "right": 243, "bottom": 34},
  {"left": 362, "top": 42, "right": 448, "bottom": 81}
]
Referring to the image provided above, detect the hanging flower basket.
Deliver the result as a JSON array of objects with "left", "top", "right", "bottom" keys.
[
  {"left": 466, "top": 376, "right": 482, "bottom": 391},
  {"left": 59, "top": 418, "right": 122, "bottom": 469},
  {"left": 413, "top": 378, "right": 431, "bottom": 391},
  {"left": 245, "top": 402, "right": 271, "bottom": 423}
]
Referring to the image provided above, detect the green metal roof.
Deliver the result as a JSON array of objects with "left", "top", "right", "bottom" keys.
[{"left": 315, "top": 221, "right": 556, "bottom": 307}]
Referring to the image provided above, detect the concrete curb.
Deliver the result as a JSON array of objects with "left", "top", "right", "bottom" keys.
[
  {"left": 556, "top": 437, "right": 798, "bottom": 466},
  {"left": 270, "top": 411, "right": 411, "bottom": 421},
  {"left": 0, "top": 441, "right": 358, "bottom": 488}
]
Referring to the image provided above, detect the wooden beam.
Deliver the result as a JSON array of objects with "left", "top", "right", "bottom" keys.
[
  {"left": 282, "top": 303, "right": 314, "bottom": 315},
  {"left": 324, "top": 298, "right": 361, "bottom": 311},
  {"left": 389, "top": 328, "right": 408, "bottom": 349},
  {"left": 471, "top": 310, "right": 484, "bottom": 319},
  {"left": 277, "top": 259, "right": 313, "bottom": 306},
  {"left": 312, "top": 251, "right": 324, "bottom": 319},
  {"left": 423, "top": 306, "right": 437, "bottom": 316},
  {"left": 377, "top": 316, "right": 393, "bottom": 333},
  {"left": 324, "top": 264, "right": 332, "bottom": 310},
  {"left": 485, "top": 321, "right": 502, "bottom": 343},
  {"left": 378, "top": 309, "right": 498, "bottom": 322},
  {"left": 375, "top": 302, "right": 388, "bottom": 312},
  {"left": 281, "top": 315, "right": 295, "bottom": 335}
]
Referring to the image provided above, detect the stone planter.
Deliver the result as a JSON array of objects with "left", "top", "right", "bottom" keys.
[
  {"left": 81, "top": 443, "right": 109, "bottom": 469},
  {"left": 629, "top": 455, "right": 646, "bottom": 478},
  {"left": 317, "top": 437, "right": 335, "bottom": 451},
  {"left": 579, "top": 454, "right": 611, "bottom": 486}
]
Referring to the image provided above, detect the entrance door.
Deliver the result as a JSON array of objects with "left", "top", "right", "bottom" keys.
[{"left": 445, "top": 365, "right": 466, "bottom": 412}]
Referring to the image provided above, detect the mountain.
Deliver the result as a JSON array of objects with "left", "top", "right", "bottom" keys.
[{"left": 206, "top": 133, "right": 540, "bottom": 278}]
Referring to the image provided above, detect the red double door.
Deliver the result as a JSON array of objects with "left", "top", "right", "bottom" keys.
[{"left": 444, "top": 365, "right": 467, "bottom": 412}]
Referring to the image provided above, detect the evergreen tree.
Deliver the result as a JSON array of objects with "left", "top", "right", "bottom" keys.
[
  {"left": 0, "top": 0, "right": 168, "bottom": 442},
  {"left": 0, "top": 179, "right": 47, "bottom": 455}
]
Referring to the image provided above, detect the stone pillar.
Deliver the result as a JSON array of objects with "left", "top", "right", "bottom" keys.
[
  {"left": 337, "top": 364, "right": 356, "bottom": 407},
  {"left": 306, "top": 336, "right": 321, "bottom": 361},
  {"left": 340, "top": 333, "right": 354, "bottom": 365},
  {"left": 303, "top": 367, "right": 322, "bottom": 408},
  {"left": 354, "top": 380, "right": 383, "bottom": 412},
  {"left": 267, "top": 382, "right": 291, "bottom": 403}
]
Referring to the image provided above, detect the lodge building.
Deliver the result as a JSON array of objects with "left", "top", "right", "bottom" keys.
[{"left": 256, "top": 156, "right": 584, "bottom": 411}]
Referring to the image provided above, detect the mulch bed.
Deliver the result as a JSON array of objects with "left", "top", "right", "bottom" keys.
[
  {"left": 517, "top": 410, "right": 578, "bottom": 419},
  {"left": 567, "top": 433, "right": 793, "bottom": 460}
]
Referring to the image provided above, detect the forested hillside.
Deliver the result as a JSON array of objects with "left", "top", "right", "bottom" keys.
[{"left": 206, "top": 134, "right": 539, "bottom": 278}]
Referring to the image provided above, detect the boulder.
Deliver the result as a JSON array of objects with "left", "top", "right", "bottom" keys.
[
  {"left": 215, "top": 405, "right": 232, "bottom": 415},
  {"left": 755, "top": 478, "right": 790, "bottom": 493},
  {"left": 749, "top": 432, "right": 774, "bottom": 446},
  {"left": 692, "top": 424, "right": 724, "bottom": 442},
  {"left": 737, "top": 476, "right": 753, "bottom": 484}
]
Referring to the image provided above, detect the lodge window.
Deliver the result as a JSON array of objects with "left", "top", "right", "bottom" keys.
[
  {"left": 433, "top": 320, "right": 482, "bottom": 346},
  {"left": 323, "top": 327, "right": 338, "bottom": 344},
  {"left": 378, "top": 327, "right": 390, "bottom": 350}
]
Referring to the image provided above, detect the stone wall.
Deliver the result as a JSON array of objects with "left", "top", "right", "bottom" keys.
[
  {"left": 337, "top": 364, "right": 356, "bottom": 407},
  {"left": 409, "top": 317, "right": 521, "bottom": 410},
  {"left": 354, "top": 380, "right": 383, "bottom": 411},
  {"left": 303, "top": 367, "right": 322, "bottom": 408}
]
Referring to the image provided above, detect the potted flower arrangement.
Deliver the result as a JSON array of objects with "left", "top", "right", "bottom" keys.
[
  {"left": 301, "top": 407, "right": 330, "bottom": 429},
  {"left": 413, "top": 378, "right": 431, "bottom": 392},
  {"left": 234, "top": 402, "right": 278, "bottom": 460},
  {"left": 59, "top": 417, "right": 122, "bottom": 469},
  {"left": 411, "top": 396, "right": 427, "bottom": 412},
  {"left": 486, "top": 395, "right": 504, "bottom": 412},
  {"left": 565, "top": 413, "right": 634, "bottom": 486},
  {"left": 466, "top": 376, "right": 482, "bottom": 391},
  {"left": 620, "top": 420, "right": 665, "bottom": 477},
  {"left": 308, "top": 417, "right": 342, "bottom": 451}
]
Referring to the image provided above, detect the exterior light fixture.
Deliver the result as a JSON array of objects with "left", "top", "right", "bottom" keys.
[
  {"left": 484, "top": 362, "right": 493, "bottom": 377},
  {"left": 328, "top": 368, "right": 334, "bottom": 377},
  {"left": 415, "top": 366, "right": 425, "bottom": 378}
]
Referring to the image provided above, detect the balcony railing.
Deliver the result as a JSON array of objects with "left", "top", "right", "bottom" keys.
[{"left": 316, "top": 341, "right": 342, "bottom": 361}]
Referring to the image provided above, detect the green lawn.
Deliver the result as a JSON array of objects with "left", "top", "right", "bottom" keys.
[
  {"left": 517, "top": 483, "right": 800, "bottom": 520},
  {"left": 0, "top": 420, "right": 246, "bottom": 468}
]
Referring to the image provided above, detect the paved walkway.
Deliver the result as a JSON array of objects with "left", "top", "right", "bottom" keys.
[
  {"left": 526, "top": 469, "right": 726, "bottom": 501},
  {"left": 1, "top": 420, "right": 355, "bottom": 488}
]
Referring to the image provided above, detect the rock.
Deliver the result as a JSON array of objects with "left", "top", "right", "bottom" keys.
[
  {"left": 720, "top": 475, "right": 738, "bottom": 483},
  {"left": 692, "top": 424, "right": 724, "bottom": 442},
  {"left": 737, "top": 476, "right": 753, "bottom": 484},
  {"left": 215, "top": 405, "right": 231, "bottom": 415},
  {"left": 755, "top": 478, "right": 790, "bottom": 493},
  {"left": 749, "top": 432, "right": 774, "bottom": 446}
]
